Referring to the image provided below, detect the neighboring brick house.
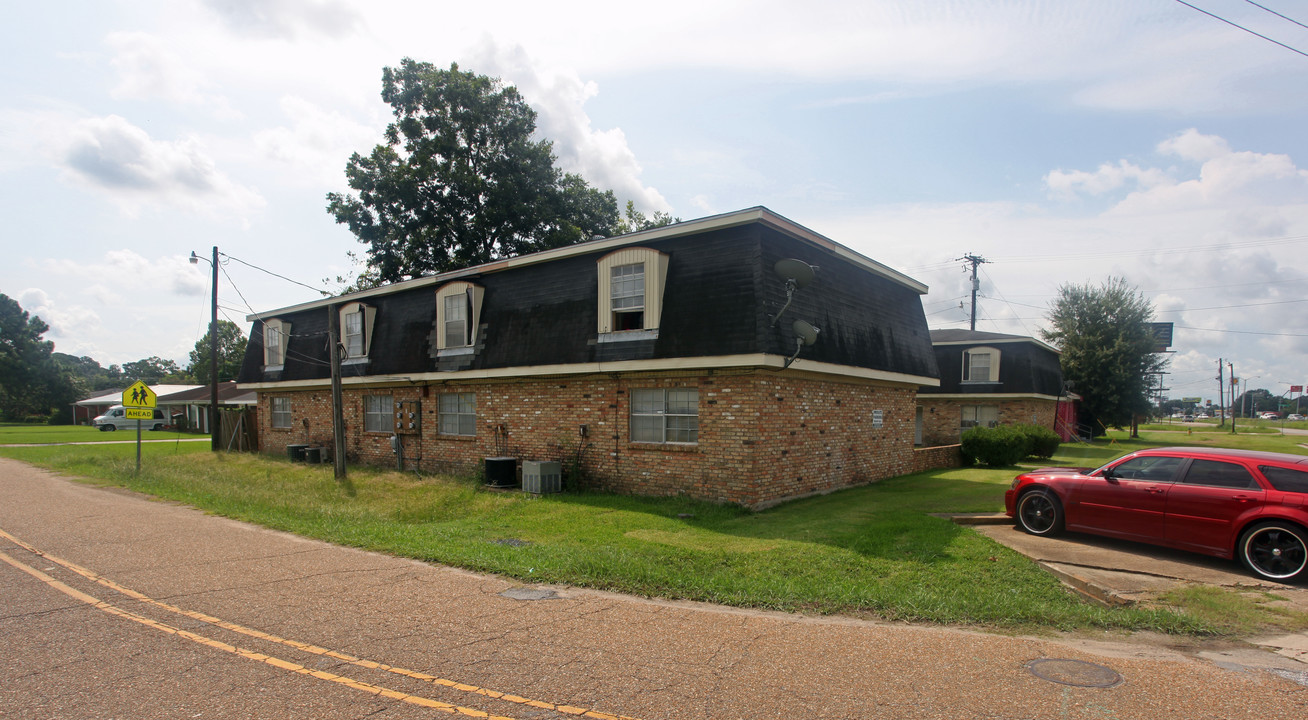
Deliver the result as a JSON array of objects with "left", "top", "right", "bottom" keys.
[
  {"left": 237, "top": 207, "right": 943, "bottom": 508},
  {"left": 916, "top": 329, "right": 1074, "bottom": 446}
]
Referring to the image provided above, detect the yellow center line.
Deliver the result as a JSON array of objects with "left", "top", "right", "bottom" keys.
[{"left": 0, "top": 527, "right": 638, "bottom": 720}]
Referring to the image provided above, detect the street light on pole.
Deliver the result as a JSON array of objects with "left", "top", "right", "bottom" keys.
[{"left": 189, "top": 247, "right": 220, "bottom": 452}]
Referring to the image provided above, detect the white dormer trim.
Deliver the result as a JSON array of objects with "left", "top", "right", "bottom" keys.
[
  {"left": 263, "top": 318, "right": 291, "bottom": 371},
  {"left": 597, "top": 247, "right": 669, "bottom": 335},
  {"left": 962, "top": 346, "right": 1001, "bottom": 383},
  {"left": 338, "top": 301, "right": 377, "bottom": 360},
  {"left": 435, "top": 281, "right": 484, "bottom": 351}
]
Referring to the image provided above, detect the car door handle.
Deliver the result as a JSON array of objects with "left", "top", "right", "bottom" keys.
[{"left": 1232, "top": 494, "right": 1253, "bottom": 502}]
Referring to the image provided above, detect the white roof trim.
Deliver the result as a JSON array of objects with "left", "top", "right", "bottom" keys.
[
  {"left": 932, "top": 337, "right": 1061, "bottom": 354},
  {"left": 238, "top": 353, "right": 940, "bottom": 391},
  {"left": 247, "top": 207, "right": 928, "bottom": 321}
]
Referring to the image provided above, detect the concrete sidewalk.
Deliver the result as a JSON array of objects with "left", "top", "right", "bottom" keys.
[{"left": 3, "top": 458, "right": 1308, "bottom": 719}]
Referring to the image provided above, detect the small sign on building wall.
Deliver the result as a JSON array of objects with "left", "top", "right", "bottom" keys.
[{"left": 872, "top": 410, "right": 884, "bottom": 428}]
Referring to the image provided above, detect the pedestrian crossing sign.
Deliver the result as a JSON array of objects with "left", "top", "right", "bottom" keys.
[{"left": 123, "top": 381, "right": 157, "bottom": 408}]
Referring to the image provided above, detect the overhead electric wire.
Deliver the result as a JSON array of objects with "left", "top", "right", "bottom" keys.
[
  {"left": 222, "top": 253, "right": 331, "bottom": 298},
  {"left": 1245, "top": 0, "right": 1308, "bottom": 30},
  {"left": 1174, "top": 0, "right": 1308, "bottom": 58}
]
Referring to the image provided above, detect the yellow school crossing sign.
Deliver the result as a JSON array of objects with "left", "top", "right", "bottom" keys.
[{"left": 122, "top": 381, "right": 157, "bottom": 419}]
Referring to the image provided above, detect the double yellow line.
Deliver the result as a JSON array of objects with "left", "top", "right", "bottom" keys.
[{"left": 0, "top": 527, "right": 637, "bottom": 720}]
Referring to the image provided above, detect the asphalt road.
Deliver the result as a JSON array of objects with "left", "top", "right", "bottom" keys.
[{"left": 3, "top": 457, "right": 1308, "bottom": 719}]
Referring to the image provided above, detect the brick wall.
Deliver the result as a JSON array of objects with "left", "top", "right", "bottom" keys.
[
  {"left": 917, "top": 397, "right": 1058, "bottom": 447},
  {"left": 256, "top": 370, "right": 926, "bottom": 508}
]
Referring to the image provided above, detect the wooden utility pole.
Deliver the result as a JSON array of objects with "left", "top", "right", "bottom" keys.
[
  {"left": 958, "top": 254, "right": 988, "bottom": 330},
  {"left": 327, "top": 306, "right": 348, "bottom": 482},
  {"left": 1217, "top": 358, "right": 1226, "bottom": 428}
]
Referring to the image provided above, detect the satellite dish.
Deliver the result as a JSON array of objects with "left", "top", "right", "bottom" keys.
[
  {"left": 774, "top": 259, "right": 816, "bottom": 289},
  {"left": 784, "top": 320, "right": 821, "bottom": 368},
  {"left": 793, "top": 319, "right": 820, "bottom": 346},
  {"left": 770, "top": 259, "right": 818, "bottom": 326}
]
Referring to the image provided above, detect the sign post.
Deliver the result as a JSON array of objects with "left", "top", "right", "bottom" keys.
[{"left": 122, "top": 381, "right": 157, "bottom": 473}]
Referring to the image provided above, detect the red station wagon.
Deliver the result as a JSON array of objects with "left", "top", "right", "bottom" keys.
[{"left": 1005, "top": 447, "right": 1308, "bottom": 582}]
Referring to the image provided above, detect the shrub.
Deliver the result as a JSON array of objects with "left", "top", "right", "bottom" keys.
[
  {"left": 960, "top": 425, "right": 1031, "bottom": 467},
  {"left": 1014, "top": 423, "right": 1062, "bottom": 459}
]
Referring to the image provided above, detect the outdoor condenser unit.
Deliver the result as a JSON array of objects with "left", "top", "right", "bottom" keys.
[{"left": 522, "top": 461, "right": 561, "bottom": 494}]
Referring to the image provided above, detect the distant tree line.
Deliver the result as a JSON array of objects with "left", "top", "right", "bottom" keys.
[{"left": 0, "top": 293, "right": 246, "bottom": 424}]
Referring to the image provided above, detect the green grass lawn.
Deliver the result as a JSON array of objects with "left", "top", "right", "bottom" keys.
[
  {"left": 2, "top": 426, "right": 1306, "bottom": 637},
  {"left": 0, "top": 422, "right": 200, "bottom": 445}
]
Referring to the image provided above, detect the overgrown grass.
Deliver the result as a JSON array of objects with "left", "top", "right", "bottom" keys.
[{"left": 7, "top": 436, "right": 1301, "bottom": 637}]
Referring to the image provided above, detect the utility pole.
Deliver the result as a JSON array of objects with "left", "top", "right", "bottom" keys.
[
  {"left": 327, "top": 306, "right": 348, "bottom": 483},
  {"left": 1229, "top": 361, "right": 1237, "bottom": 434},
  {"left": 1217, "top": 358, "right": 1225, "bottom": 428},
  {"left": 958, "top": 253, "right": 988, "bottom": 331}
]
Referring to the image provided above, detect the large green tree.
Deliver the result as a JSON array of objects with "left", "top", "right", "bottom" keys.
[
  {"left": 0, "top": 294, "right": 78, "bottom": 421},
  {"left": 1043, "top": 277, "right": 1167, "bottom": 434},
  {"left": 121, "top": 356, "right": 186, "bottom": 384},
  {"left": 187, "top": 320, "right": 248, "bottom": 385},
  {"left": 327, "top": 59, "right": 619, "bottom": 283}
]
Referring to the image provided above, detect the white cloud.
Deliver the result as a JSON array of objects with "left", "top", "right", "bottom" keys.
[
  {"left": 106, "top": 32, "right": 241, "bottom": 119},
  {"left": 201, "top": 0, "right": 364, "bottom": 39},
  {"left": 61, "top": 115, "right": 266, "bottom": 221},
  {"left": 17, "top": 288, "right": 102, "bottom": 342},
  {"left": 1045, "top": 160, "right": 1171, "bottom": 199},
  {"left": 467, "top": 39, "right": 672, "bottom": 214},
  {"left": 253, "top": 96, "right": 383, "bottom": 188}
]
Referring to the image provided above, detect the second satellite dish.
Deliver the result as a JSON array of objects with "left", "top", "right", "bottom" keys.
[{"left": 784, "top": 319, "right": 821, "bottom": 368}]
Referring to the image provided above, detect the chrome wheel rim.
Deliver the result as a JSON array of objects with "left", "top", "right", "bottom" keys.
[
  {"left": 1245, "top": 527, "right": 1308, "bottom": 580},
  {"left": 1019, "top": 494, "right": 1056, "bottom": 534}
]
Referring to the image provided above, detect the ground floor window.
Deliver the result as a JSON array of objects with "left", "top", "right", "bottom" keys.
[
  {"left": 631, "top": 388, "right": 698, "bottom": 444},
  {"left": 364, "top": 394, "right": 392, "bottom": 433},
  {"left": 271, "top": 397, "right": 292, "bottom": 429},
  {"left": 960, "top": 404, "right": 998, "bottom": 430},
  {"left": 438, "top": 392, "right": 476, "bottom": 436}
]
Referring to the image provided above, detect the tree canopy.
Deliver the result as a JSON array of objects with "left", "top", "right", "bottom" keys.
[
  {"left": 187, "top": 320, "right": 248, "bottom": 385},
  {"left": 0, "top": 294, "right": 78, "bottom": 421},
  {"left": 327, "top": 59, "right": 620, "bottom": 284},
  {"left": 1043, "top": 277, "right": 1167, "bottom": 433}
]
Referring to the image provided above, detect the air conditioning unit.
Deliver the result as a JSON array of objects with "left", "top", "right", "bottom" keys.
[{"left": 522, "top": 461, "right": 561, "bottom": 494}]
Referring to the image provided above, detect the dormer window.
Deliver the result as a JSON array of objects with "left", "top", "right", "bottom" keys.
[
  {"left": 263, "top": 318, "right": 291, "bottom": 370},
  {"left": 338, "top": 301, "right": 376, "bottom": 363},
  {"left": 435, "top": 282, "right": 484, "bottom": 352},
  {"left": 597, "top": 247, "right": 668, "bottom": 336},
  {"left": 962, "top": 347, "right": 1001, "bottom": 383},
  {"left": 610, "top": 263, "right": 645, "bottom": 330}
]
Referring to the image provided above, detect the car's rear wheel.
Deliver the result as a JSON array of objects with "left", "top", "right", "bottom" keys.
[
  {"left": 1016, "top": 489, "right": 1064, "bottom": 537},
  {"left": 1239, "top": 521, "right": 1308, "bottom": 583}
]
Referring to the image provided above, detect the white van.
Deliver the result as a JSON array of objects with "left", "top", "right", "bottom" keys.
[{"left": 93, "top": 405, "right": 168, "bottom": 431}]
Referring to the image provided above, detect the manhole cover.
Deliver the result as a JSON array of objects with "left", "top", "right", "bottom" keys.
[
  {"left": 1026, "top": 658, "right": 1123, "bottom": 688},
  {"left": 500, "top": 587, "right": 558, "bottom": 601}
]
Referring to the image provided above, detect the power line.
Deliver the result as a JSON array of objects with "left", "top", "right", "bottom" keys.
[
  {"left": 1244, "top": 0, "right": 1308, "bottom": 31},
  {"left": 1174, "top": 0, "right": 1308, "bottom": 58},
  {"left": 222, "top": 253, "right": 331, "bottom": 298}
]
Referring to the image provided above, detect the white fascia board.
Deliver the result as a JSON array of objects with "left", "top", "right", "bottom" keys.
[
  {"left": 237, "top": 354, "right": 940, "bottom": 391},
  {"left": 932, "top": 337, "right": 1061, "bottom": 355},
  {"left": 247, "top": 207, "right": 928, "bottom": 321},
  {"left": 920, "top": 393, "right": 1064, "bottom": 402}
]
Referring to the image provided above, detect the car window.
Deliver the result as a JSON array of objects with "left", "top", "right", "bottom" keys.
[
  {"left": 1178, "top": 459, "right": 1258, "bottom": 489},
  {"left": 1259, "top": 465, "right": 1308, "bottom": 493},
  {"left": 1107, "top": 456, "right": 1184, "bottom": 481}
]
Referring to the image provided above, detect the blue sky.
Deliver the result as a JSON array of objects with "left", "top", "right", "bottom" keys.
[{"left": 3, "top": 0, "right": 1307, "bottom": 405}]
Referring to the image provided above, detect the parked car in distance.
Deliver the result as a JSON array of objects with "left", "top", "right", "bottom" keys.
[
  {"left": 93, "top": 405, "right": 167, "bottom": 431},
  {"left": 1261, "top": 412, "right": 1281, "bottom": 420},
  {"left": 1006, "top": 447, "right": 1308, "bottom": 582},
  {"left": 1289, "top": 414, "right": 1306, "bottom": 422}
]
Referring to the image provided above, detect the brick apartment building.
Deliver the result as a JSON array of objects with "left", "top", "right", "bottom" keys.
[
  {"left": 237, "top": 207, "right": 947, "bottom": 508},
  {"left": 916, "top": 329, "right": 1075, "bottom": 446}
]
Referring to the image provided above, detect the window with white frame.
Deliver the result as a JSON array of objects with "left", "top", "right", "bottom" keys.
[
  {"left": 264, "top": 320, "right": 290, "bottom": 368},
  {"left": 610, "top": 263, "right": 645, "bottom": 331},
  {"left": 434, "top": 282, "right": 484, "bottom": 351},
  {"left": 595, "top": 248, "right": 668, "bottom": 335},
  {"left": 962, "top": 347, "right": 1000, "bottom": 383},
  {"left": 338, "top": 302, "right": 376, "bottom": 361},
  {"left": 345, "top": 311, "right": 364, "bottom": 357},
  {"left": 364, "top": 394, "right": 392, "bottom": 433},
  {"left": 438, "top": 392, "right": 476, "bottom": 436},
  {"left": 271, "top": 397, "right": 292, "bottom": 429},
  {"left": 631, "top": 388, "right": 698, "bottom": 444},
  {"left": 444, "top": 294, "right": 468, "bottom": 347},
  {"left": 960, "top": 404, "right": 998, "bottom": 430}
]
